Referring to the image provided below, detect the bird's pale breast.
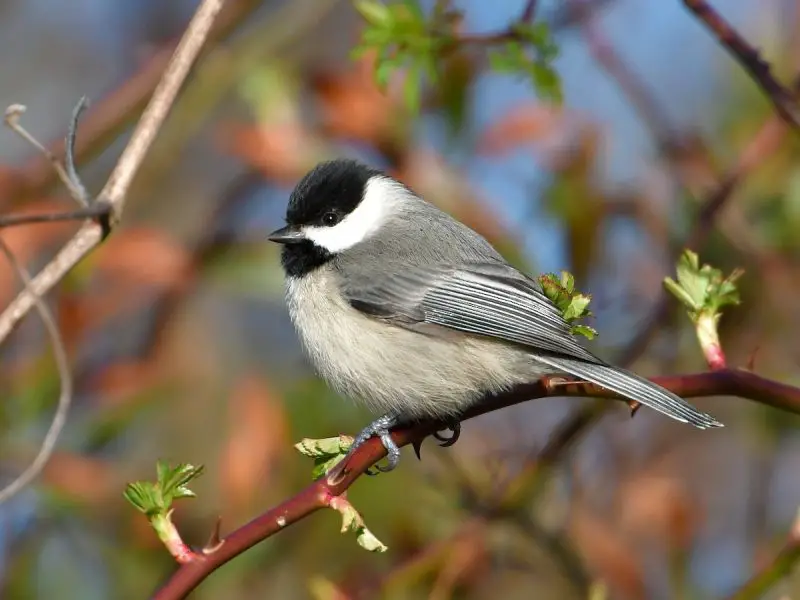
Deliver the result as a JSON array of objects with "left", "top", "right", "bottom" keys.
[{"left": 285, "top": 267, "right": 542, "bottom": 419}]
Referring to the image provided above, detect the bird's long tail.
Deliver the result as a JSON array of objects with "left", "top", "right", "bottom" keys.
[{"left": 532, "top": 355, "right": 723, "bottom": 429}]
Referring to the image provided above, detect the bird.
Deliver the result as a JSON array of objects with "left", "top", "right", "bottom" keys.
[{"left": 268, "top": 158, "right": 723, "bottom": 472}]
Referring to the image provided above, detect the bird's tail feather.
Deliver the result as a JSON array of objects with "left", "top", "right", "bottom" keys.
[{"left": 533, "top": 355, "right": 723, "bottom": 429}]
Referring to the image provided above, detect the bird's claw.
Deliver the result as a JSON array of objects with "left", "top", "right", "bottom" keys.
[
  {"left": 412, "top": 420, "right": 462, "bottom": 461},
  {"left": 433, "top": 421, "right": 461, "bottom": 447},
  {"left": 348, "top": 413, "right": 401, "bottom": 476}
]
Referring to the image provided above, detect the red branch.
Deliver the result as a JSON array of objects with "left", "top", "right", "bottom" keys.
[
  {"left": 152, "top": 369, "right": 800, "bottom": 600},
  {"left": 683, "top": 0, "right": 800, "bottom": 130}
]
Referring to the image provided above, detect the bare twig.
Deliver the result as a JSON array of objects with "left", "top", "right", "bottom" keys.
[
  {"left": 0, "top": 205, "right": 112, "bottom": 229},
  {"left": 4, "top": 103, "right": 89, "bottom": 206},
  {"left": 0, "top": 239, "right": 72, "bottom": 504},
  {"left": 520, "top": 0, "right": 540, "bottom": 23},
  {"left": 683, "top": 0, "right": 800, "bottom": 130},
  {"left": 64, "top": 97, "right": 91, "bottom": 206},
  {"left": 0, "top": 0, "right": 227, "bottom": 345},
  {"left": 153, "top": 369, "right": 800, "bottom": 599},
  {"left": 449, "top": 0, "right": 609, "bottom": 47}
]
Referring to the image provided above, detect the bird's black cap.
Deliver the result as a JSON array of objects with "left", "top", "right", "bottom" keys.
[{"left": 286, "top": 159, "right": 382, "bottom": 227}]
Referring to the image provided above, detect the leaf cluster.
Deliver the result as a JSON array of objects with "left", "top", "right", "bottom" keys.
[
  {"left": 489, "top": 22, "right": 562, "bottom": 102},
  {"left": 123, "top": 461, "right": 205, "bottom": 517},
  {"left": 352, "top": 0, "right": 562, "bottom": 112},
  {"left": 663, "top": 249, "right": 743, "bottom": 323},
  {"left": 538, "top": 271, "right": 598, "bottom": 340},
  {"left": 295, "top": 435, "right": 353, "bottom": 480}
]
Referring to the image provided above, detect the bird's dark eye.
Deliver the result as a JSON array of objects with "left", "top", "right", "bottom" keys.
[{"left": 322, "top": 211, "right": 340, "bottom": 226}]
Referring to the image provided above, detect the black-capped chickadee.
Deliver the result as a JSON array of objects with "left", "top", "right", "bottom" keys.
[{"left": 269, "top": 159, "right": 723, "bottom": 472}]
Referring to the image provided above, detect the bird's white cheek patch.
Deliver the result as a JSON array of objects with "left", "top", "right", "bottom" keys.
[{"left": 303, "top": 176, "right": 401, "bottom": 253}]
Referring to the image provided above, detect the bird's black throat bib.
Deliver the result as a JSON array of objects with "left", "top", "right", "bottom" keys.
[{"left": 281, "top": 241, "right": 334, "bottom": 277}]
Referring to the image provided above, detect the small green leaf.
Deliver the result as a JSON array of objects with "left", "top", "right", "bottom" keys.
[
  {"left": 672, "top": 250, "right": 705, "bottom": 311},
  {"left": 123, "top": 482, "right": 160, "bottom": 516},
  {"left": 571, "top": 324, "right": 598, "bottom": 341},
  {"left": 400, "top": 0, "right": 424, "bottom": 21},
  {"left": 295, "top": 435, "right": 354, "bottom": 480},
  {"left": 375, "top": 57, "right": 395, "bottom": 89},
  {"left": 663, "top": 276, "right": 694, "bottom": 310},
  {"left": 354, "top": 0, "right": 392, "bottom": 25},
  {"left": 331, "top": 497, "right": 388, "bottom": 552},
  {"left": 559, "top": 270, "right": 575, "bottom": 293},
  {"left": 356, "top": 526, "right": 389, "bottom": 552},
  {"left": 486, "top": 31, "right": 562, "bottom": 103},
  {"left": 563, "top": 294, "right": 591, "bottom": 321},
  {"left": 403, "top": 68, "right": 421, "bottom": 114},
  {"left": 156, "top": 460, "right": 171, "bottom": 491},
  {"left": 488, "top": 49, "right": 515, "bottom": 72},
  {"left": 529, "top": 62, "right": 562, "bottom": 103},
  {"left": 126, "top": 461, "right": 205, "bottom": 517},
  {"left": 157, "top": 462, "right": 205, "bottom": 505},
  {"left": 295, "top": 435, "right": 354, "bottom": 458}
]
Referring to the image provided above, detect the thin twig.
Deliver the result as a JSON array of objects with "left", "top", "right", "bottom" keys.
[
  {"left": 64, "top": 97, "right": 91, "bottom": 206},
  {"left": 0, "top": 239, "right": 72, "bottom": 504},
  {"left": 0, "top": 205, "right": 112, "bottom": 229},
  {"left": 0, "top": 0, "right": 227, "bottom": 345},
  {"left": 4, "top": 104, "right": 89, "bottom": 206},
  {"left": 520, "top": 0, "right": 540, "bottom": 23},
  {"left": 683, "top": 0, "right": 800, "bottom": 130},
  {"left": 448, "top": 0, "right": 609, "bottom": 47}
]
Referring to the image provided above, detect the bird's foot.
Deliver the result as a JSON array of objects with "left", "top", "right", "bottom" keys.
[
  {"left": 349, "top": 413, "right": 401, "bottom": 475},
  {"left": 433, "top": 420, "right": 461, "bottom": 447},
  {"left": 412, "top": 418, "right": 462, "bottom": 460}
]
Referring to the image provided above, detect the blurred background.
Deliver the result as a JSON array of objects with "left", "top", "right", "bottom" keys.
[{"left": 0, "top": 0, "right": 799, "bottom": 598}]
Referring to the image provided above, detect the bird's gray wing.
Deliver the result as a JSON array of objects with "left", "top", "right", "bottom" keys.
[
  {"left": 340, "top": 262, "right": 721, "bottom": 428},
  {"left": 343, "top": 261, "right": 597, "bottom": 360}
]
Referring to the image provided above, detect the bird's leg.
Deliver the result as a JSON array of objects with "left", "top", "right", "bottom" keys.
[{"left": 349, "top": 412, "right": 402, "bottom": 475}]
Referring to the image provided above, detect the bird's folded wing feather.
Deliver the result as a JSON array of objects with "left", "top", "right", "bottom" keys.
[
  {"left": 340, "top": 261, "right": 598, "bottom": 363},
  {"left": 339, "top": 261, "right": 722, "bottom": 429}
]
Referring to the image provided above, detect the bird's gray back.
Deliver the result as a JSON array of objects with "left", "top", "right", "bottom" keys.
[{"left": 333, "top": 196, "right": 507, "bottom": 279}]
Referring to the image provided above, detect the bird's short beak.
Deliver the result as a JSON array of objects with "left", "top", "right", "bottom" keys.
[{"left": 268, "top": 225, "right": 306, "bottom": 244}]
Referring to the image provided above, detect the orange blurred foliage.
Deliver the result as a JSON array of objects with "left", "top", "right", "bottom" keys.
[
  {"left": 618, "top": 473, "right": 698, "bottom": 550},
  {"left": 570, "top": 508, "right": 646, "bottom": 600},
  {"left": 41, "top": 451, "right": 117, "bottom": 504},
  {"left": 219, "top": 121, "right": 321, "bottom": 185},
  {"left": 312, "top": 53, "right": 404, "bottom": 147},
  {"left": 0, "top": 198, "right": 81, "bottom": 304},
  {"left": 219, "top": 374, "right": 289, "bottom": 514}
]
